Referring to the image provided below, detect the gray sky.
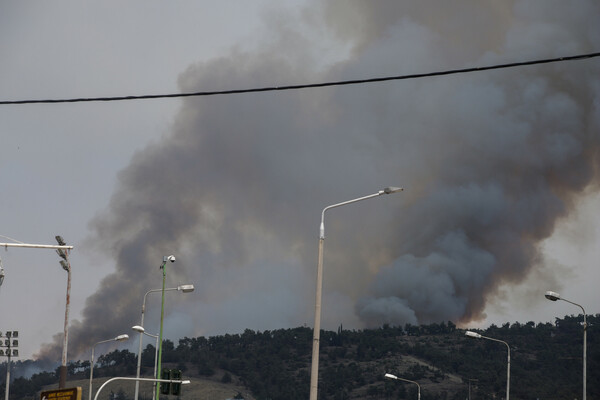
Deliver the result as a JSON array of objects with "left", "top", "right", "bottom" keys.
[{"left": 1, "top": 0, "right": 599, "bottom": 363}]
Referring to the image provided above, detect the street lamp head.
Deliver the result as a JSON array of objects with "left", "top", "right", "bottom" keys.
[
  {"left": 59, "top": 260, "right": 70, "bottom": 272},
  {"left": 545, "top": 290, "right": 561, "bottom": 301},
  {"left": 132, "top": 325, "right": 145, "bottom": 333},
  {"left": 465, "top": 331, "right": 482, "bottom": 339},
  {"left": 55, "top": 235, "right": 66, "bottom": 246},
  {"left": 383, "top": 186, "right": 403, "bottom": 194},
  {"left": 115, "top": 334, "right": 129, "bottom": 341},
  {"left": 165, "top": 255, "right": 176, "bottom": 263},
  {"left": 177, "top": 284, "right": 195, "bottom": 293},
  {"left": 384, "top": 373, "right": 398, "bottom": 380}
]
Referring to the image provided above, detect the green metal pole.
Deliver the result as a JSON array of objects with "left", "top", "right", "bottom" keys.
[{"left": 155, "top": 259, "right": 167, "bottom": 400}]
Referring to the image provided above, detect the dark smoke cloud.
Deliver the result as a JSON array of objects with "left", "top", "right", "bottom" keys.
[{"left": 35, "top": 0, "right": 600, "bottom": 360}]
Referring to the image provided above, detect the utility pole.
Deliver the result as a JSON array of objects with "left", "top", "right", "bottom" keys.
[{"left": 55, "top": 236, "right": 71, "bottom": 388}]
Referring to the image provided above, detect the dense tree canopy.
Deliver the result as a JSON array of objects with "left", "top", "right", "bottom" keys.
[{"left": 1, "top": 314, "right": 597, "bottom": 399}]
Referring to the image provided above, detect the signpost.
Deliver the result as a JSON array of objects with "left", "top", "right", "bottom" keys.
[{"left": 40, "top": 387, "right": 82, "bottom": 400}]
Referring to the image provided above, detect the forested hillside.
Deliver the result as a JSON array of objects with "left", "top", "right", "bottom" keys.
[{"left": 2, "top": 315, "right": 598, "bottom": 400}]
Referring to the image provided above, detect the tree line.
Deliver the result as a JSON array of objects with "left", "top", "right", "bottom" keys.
[{"left": 1, "top": 314, "right": 597, "bottom": 399}]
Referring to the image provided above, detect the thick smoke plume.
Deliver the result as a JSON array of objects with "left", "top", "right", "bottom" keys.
[{"left": 36, "top": 1, "right": 600, "bottom": 361}]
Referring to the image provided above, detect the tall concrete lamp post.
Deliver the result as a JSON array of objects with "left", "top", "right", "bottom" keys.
[
  {"left": 309, "top": 187, "right": 403, "bottom": 400},
  {"left": 545, "top": 290, "right": 587, "bottom": 400},
  {"left": 465, "top": 331, "right": 510, "bottom": 400},
  {"left": 55, "top": 235, "right": 72, "bottom": 389}
]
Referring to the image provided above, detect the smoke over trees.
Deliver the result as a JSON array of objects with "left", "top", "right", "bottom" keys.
[{"left": 35, "top": 1, "right": 600, "bottom": 362}]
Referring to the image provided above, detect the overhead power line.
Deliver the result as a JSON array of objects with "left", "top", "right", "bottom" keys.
[{"left": 1, "top": 51, "right": 599, "bottom": 106}]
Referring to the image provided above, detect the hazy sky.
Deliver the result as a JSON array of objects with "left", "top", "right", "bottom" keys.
[{"left": 1, "top": 1, "right": 599, "bottom": 364}]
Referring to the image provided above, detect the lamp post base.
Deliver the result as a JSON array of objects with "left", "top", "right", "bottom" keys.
[{"left": 58, "top": 366, "right": 67, "bottom": 388}]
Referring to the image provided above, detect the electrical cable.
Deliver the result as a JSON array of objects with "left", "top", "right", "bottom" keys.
[{"left": 1, "top": 51, "right": 598, "bottom": 106}]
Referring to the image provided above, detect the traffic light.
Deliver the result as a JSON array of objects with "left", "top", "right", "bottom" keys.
[
  {"left": 160, "top": 368, "right": 171, "bottom": 395},
  {"left": 170, "top": 369, "right": 182, "bottom": 396}
]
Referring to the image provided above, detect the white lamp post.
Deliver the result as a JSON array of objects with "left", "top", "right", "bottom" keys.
[
  {"left": 385, "top": 373, "right": 421, "bottom": 400},
  {"left": 134, "top": 284, "right": 194, "bottom": 400},
  {"left": 545, "top": 290, "right": 587, "bottom": 400},
  {"left": 309, "top": 187, "right": 403, "bottom": 400},
  {"left": 88, "top": 334, "right": 129, "bottom": 400},
  {"left": 132, "top": 325, "right": 160, "bottom": 400},
  {"left": 465, "top": 331, "right": 510, "bottom": 400}
]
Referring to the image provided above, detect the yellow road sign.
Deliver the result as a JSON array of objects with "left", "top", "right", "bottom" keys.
[{"left": 40, "top": 387, "right": 82, "bottom": 400}]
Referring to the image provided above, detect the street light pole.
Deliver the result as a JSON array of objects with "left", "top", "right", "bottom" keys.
[
  {"left": 384, "top": 373, "right": 421, "bottom": 400},
  {"left": 134, "top": 285, "right": 193, "bottom": 400},
  {"left": 155, "top": 255, "right": 176, "bottom": 400},
  {"left": 545, "top": 290, "right": 587, "bottom": 400},
  {"left": 88, "top": 334, "right": 129, "bottom": 400},
  {"left": 132, "top": 326, "right": 160, "bottom": 400},
  {"left": 465, "top": 331, "right": 510, "bottom": 400},
  {"left": 309, "top": 187, "right": 403, "bottom": 400},
  {"left": 55, "top": 236, "right": 71, "bottom": 389}
]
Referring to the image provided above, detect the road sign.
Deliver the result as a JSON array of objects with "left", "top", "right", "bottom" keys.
[{"left": 40, "top": 387, "right": 82, "bottom": 400}]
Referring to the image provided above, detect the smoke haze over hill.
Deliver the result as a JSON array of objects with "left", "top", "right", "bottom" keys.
[{"left": 32, "top": 1, "right": 600, "bottom": 362}]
